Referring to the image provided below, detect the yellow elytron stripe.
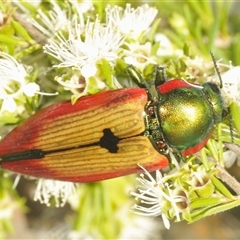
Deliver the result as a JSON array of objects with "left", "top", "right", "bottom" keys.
[
  {"left": 33, "top": 98, "right": 147, "bottom": 151},
  {"left": 38, "top": 136, "right": 161, "bottom": 180}
]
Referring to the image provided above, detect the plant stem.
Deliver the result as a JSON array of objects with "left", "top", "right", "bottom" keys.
[{"left": 216, "top": 165, "right": 240, "bottom": 195}]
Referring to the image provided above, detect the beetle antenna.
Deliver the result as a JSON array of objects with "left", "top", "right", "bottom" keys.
[
  {"left": 210, "top": 51, "right": 223, "bottom": 88},
  {"left": 228, "top": 108, "right": 235, "bottom": 143},
  {"left": 210, "top": 52, "right": 234, "bottom": 143}
]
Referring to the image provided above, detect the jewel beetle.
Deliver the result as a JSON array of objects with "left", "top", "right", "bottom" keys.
[{"left": 0, "top": 65, "right": 226, "bottom": 182}]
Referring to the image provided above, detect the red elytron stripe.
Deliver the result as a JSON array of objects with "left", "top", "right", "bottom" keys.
[
  {"left": 182, "top": 134, "right": 211, "bottom": 156},
  {"left": 1, "top": 154, "right": 168, "bottom": 182},
  {"left": 158, "top": 79, "right": 199, "bottom": 94}
]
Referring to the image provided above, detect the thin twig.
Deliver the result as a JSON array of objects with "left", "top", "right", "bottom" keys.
[{"left": 216, "top": 165, "right": 240, "bottom": 195}]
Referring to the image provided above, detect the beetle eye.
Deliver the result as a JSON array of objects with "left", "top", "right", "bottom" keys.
[{"left": 207, "top": 82, "right": 221, "bottom": 94}]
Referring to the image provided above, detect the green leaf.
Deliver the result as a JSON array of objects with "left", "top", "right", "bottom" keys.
[
  {"left": 0, "top": 112, "right": 20, "bottom": 124},
  {"left": 149, "top": 18, "right": 161, "bottom": 43},
  {"left": 0, "top": 34, "right": 26, "bottom": 46},
  {"left": 151, "top": 41, "right": 160, "bottom": 56},
  {"left": 71, "top": 95, "right": 79, "bottom": 105},
  {"left": 200, "top": 148, "right": 211, "bottom": 171},
  {"left": 183, "top": 43, "right": 190, "bottom": 56},
  {"left": 191, "top": 199, "right": 240, "bottom": 223},
  {"left": 12, "top": 20, "right": 33, "bottom": 42},
  {"left": 14, "top": 44, "right": 42, "bottom": 59},
  {"left": 230, "top": 102, "right": 240, "bottom": 134},
  {"left": 99, "top": 58, "right": 114, "bottom": 89},
  {"left": 211, "top": 176, "right": 234, "bottom": 198},
  {"left": 206, "top": 139, "right": 219, "bottom": 161},
  {"left": 18, "top": 2, "right": 38, "bottom": 13},
  {"left": 190, "top": 197, "right": 221, "bottom": 209},
  {"left": 88, "top": 77, "right": 102, "bottom": 94}
]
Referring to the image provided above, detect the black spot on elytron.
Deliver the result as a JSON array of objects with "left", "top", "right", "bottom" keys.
[{"left": 99, "top": 128, "right": 120, "bottom": 153}]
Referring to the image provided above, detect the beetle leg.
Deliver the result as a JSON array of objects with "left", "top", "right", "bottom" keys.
[
  {"left": 126, "top": 65, "right": 150, "bottom": 90},
  {"left": 155, "top": 66, "right": 168, "bottom": 87}
]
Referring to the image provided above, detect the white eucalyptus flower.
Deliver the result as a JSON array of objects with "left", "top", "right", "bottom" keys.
[
  {"left": 124, "top": 42, "right": 156, "bottom": 69},
  {"left": 34, "top": 178, "right": 77, "bottom": 207},
  {"left": 69, "top": 0, "right": 94, "bottom": 14},
  {"left": 131, "top": 166, "right": 171, "bottom": 229},
  {"left": 0, "top": 52, "right": 41, "bottom": 114},
  {"left": 221, "top": 66, "right": 240, "bottom": 104},
  {"left": 44, "top": 17, "right": 123, "bottom": 76},
  {"left": 28, "top": 0, "right": 69, "bottom": 37},
  {"left": 44, "top": 16, "right": 123, "bottom": 97},
  {"left": 106, "top": 4, "right": 158, "bottom": 40},
  {"left": 155, "top": 33, "right": 181, "bottom": 57},
  {"left": 185, "top": 56, "right": 214, "bottom": 79}
]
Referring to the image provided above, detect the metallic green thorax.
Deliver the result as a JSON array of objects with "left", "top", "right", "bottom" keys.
[{"left": 158, "top": 83, "right": 225, "bottom": 152}]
